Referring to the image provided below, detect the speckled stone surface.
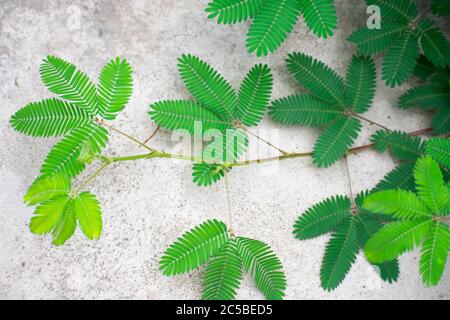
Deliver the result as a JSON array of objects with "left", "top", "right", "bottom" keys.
[{"left": 0, "top": 0, "right": 448, "bottom": 300}]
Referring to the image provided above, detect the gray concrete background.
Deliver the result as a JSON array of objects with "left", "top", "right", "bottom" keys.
[{"left": 0, "top": 0, "right": 449, "bottom": 300}]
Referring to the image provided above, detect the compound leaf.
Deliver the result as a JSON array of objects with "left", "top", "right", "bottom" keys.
[
  {"left": 371, "top": 130, "right": 424, "bottom": 161},
  {"left": 299, "top": 0, "right": 337, "bottom": 39},
  {"left": 160, "top": 220, "right": 229, "bottom": 276},
  {"left": 192, "top": 163, "right": 229, "bottom": 187},
  {"left": 205, "top": 0, "right": 265, "bottom": 24},
  {"left": 421, "top": 28, "right": 450, "bottom": 68},
  {"left": 320, "top": 217, "right": 359, "bottom": 291},
  {"left": 366, "top": 0, "right": 417, "bottom": 22},
  {"left": 269, "top": 94, "right": 345, "bottom": 127},
  {"left": 40, "top": 56, "right": 98, "bottom": 114},
  {"left": 426, "top": 138, "right": 450, "bottom": 168},
  {"left": 373, "top": 162, "right": 416, "bottom": 192},
  {"left": 237, "top": 64, "right": 273, "bottom": 127},
  {"left": 286, "top": 52, "right": 346, "bottom": 107},
  {"left": 73, "top": 192, "right": 102, "bottom": 240},
  {"left": 24, "top": 173, "right": 71, "bottom": 206},
  {"left": 97, "top": 57, "right": 133, "bottom": 120},
  {"left": 431, "top": 0, "right": 450, "bottom": 16},
  {"left": 399, "top": 85, "right": 450, "bottom": 110},
  {"left": 294, "top": 195, "right": 351, "bottom": 240},
  {"left": 202, "top": 239, "right": 243, "bottom": 300},
  {"left": 312, "top": 117, "right": 361, "bottom": 168},
  {"left": 178, "top": 54, "right": 237, "bottom": 118},
  {"left": 346, "top": 55, "right": 376, "bottom": 114},
  {"left": 236, "top": 237, "right": 286, "bottom": 300},
  {"left": 246, "top": 0, "right": 301, "bottom": 56},
  {"left": 10, "top": 98, "right": 93, "bottom": 138},
  {"left": 432, "top": 107, "right": 450, "bottom": 135}
]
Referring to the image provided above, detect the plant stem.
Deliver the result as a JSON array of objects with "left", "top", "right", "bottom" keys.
[
  {"left": 74, "top": 161, "right": 112, "bottom": 194},
  {"left": 238, "top": 125, "right": 289, "bottom": 155},
  {"left": 98, "top": 120, "right": 155, "bottom": 153},
  {"left": 344, "top": 155, "right": 357, "bottom": 214},
  {"left": 140, "top": 126, "right": 161, "bottom": 148},
  {"left": 353, "top": 114, "right": 391, "bottom": 131},
  {"left": 224, "top": 172, "right": 235, "bottom": 237}
]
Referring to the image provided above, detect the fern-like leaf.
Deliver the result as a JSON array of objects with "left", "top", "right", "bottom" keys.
[
  {"left": 420, "top": 28, "right": 450, "bottom": 68},
  {"left": 202, "top": 129, "right": 248, "bottom": 163},
  {"left": 320, "top": 217, "right": 359, "bottom": 291},
  {"left": 399, "top": 85, "right": 450, "bottom": 110},
  {"left": 431, "top": 0, "right": 450, "bottom": 17},
  {"left": 237, "top": 64, "right": 273, "bottom": 126},
  {"left": 246, "top": 0, "right": 301, "bottom": 57},
  {"left": 363, "top": 190, "right": 432, "bottom": 220},
  {"left": 40, "top": 124, "right": 109, "bottom": 177},
  {"left": 40, "top": 56, "right": 98, "bottom": 114},
  {"left": 299, "top": 0, "right": 337, "bottom": 39},
  {"left": 364, "top": 219, "right": 432, "bottom": 264},
  {"left": 346, "top": 55, "right": 376, "bottom": 114},
  {"left": 202, "top": 239, "right": 243, "bottom": 300},
  {"left": 10, "top": 98, "right": 93, "bottom": 138},
  {"left": 97, "top": 57, "right": 133, "bottom": 120},
  {"left": 73, "top": 192, "right": 102, "bottom": 240},
  {"left": 30, "top": 194, "right": 76, "bottom": 246},
  {"left": 178, "top": 54, "right": 236, "bottom": 119},
  {"left": 347, "top": 22, "right": 408, "bottom": 56},
  {"left": 192, "top": 163, "right": 230, "bottom": 187},
  {"left": 149, "top": 100, "right": 232, "bottom": 135},
  {"left": 414, "top": 156, "right": 449, "bottom": 214},
  {"left": 313, "top": 117, "right": 361, "bottom": 168},
  {"left": 373, "top": 162, "right": 416, "bottom": 192},
  {"left": 371, "top": 130, "right": 424, "bottom": 161},
  {"left": 366, "top": 0, "right": 417, "bottom": 22},
  {"left": 426, "top": 138, "right": 450, "bottom": 169},
  {"left": 432, "top": 107, "right": 450, "bottom": 135},
  {"left": 419, "top": 222, "right": 450, "bottom": 286},
  {"left": 160, "top": 220, "right": 229, "bottom": 276},
  {"left": 286, "top": 52, "right": 346, "bottom": 107},
  {"left": 414, "top": 55, "right": 438, "bottom": 80},
  {"left": 294, "top": 195, "right": 351, "bottom": 240},
  {"left": 24, "top": 173, "right": 71, "bottom": 206},
  {"left": 269, "top": 94, "right": 345, "bottom": 127},
  {"left": 236, "top": 237, "right": 286, "bottom": 300},
  {"left": 382, "top": 31, "right": 419, "bottom": 87},
  {"left": 205, "top": 0, "right": 264, "bottom": 24}
]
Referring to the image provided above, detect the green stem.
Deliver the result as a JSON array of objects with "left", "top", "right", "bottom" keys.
[{"left": 74, "top": 161, "right": 112, "bottom": 194}]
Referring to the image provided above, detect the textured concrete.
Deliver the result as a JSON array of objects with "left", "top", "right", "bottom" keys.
[{"left": 0, "top": 0, "right": 448, "bottom": 300}]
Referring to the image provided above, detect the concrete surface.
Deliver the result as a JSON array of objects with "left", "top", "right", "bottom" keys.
[{"left": 0, "top": 0, "right": 449, "bottom": 300}]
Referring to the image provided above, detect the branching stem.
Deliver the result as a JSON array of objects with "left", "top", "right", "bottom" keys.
[
  {"left": 352, "top": 113, "right": 391, "bottom": 131},
  {"left": 238, "top": 125, "right": 289, "bottom": 155},
  {"left": 224, "top": 172, "right": 235, "bottom": 237}
]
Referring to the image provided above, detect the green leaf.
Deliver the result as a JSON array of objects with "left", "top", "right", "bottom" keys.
[
  {"left": 430, "top": 69, "right": 450, "bottom": 89},
  {"left": 178, "top": 54, "right": 236, "bottom": 118},
  {"left": 366, "top": 0, "right": 417, "bottom": 22},
  {"left": 97, "top": 57, "right": 133, "bottom": 120},
  {"left": 40, "top": 124, "right": 109, "bottom": 178},
  {"left": 192, "top": 163, "right": 229, "bottom": 187},
  {"left": 431, "top": 0, "right": 450, "bottom": 16},
  {"left": 149, "top": 100, "right": 232, "bottom": 135},
  {"left": 30, "top": 194, "right": 76, "bottom": 246},
  {"left": 347, "top": 22, "right": 408, "bottom": 56},
  {"left": 160, "top": 220, "right": 229, "bottom": 276},
  {"left": 363, "top": 190, "right": 432, "bottom": 220},
  {"left": 345, "top": 55, "right": 376, "bottom": 114},
  {"left": 382, "top": 31, "right": 419, "bottom": 87},
  {"left": 77, "top": 142, "right": 96, "bottom": 164},
  {"left": 246, "top": 0, "right": 301, "bottom": 56},
  {"left": 205, "top": 0, "right": 265, "bottom": 24},
  {"left": 399, "top": 85, "right": 450, "bottom": 110},
  {"left": 10, "top": 98, "right": 93, "bottom": 138},
  {"left": 299, "top": 0, "right": 337, "bottom": 38},
  {"left": 414, "top": 19, "right": 435, "bottom": 39},
  {"left": 202, "top": 239, "right": 243, "bottom": 300},
  {"left": 237, "top": 64, "right": 273, "bottom": 126},
  {"left": 236, "top": 237, "right": 286, "bottom": 300},
  {"left": 269, "top": 94, "right": 344, "bottom": 127},
  {"left": 371, "top": 130, "right": 424, "bottom": 161},
  {"left": 421, "top": 28, "right": 450, "bottom": 68},
  {"left": 414, "top": 55, "right": 438, "bottom": 80},
  {"left": 364, "top": 219, "right": 432, "bottom": 264},
  {"left": 313, "top": 117, "right": 362, "bottom": 168},
  {"left": 426, "top": 138, "right": 450, "bottom": 168},
  {"left": 321, "top": 217, "right": 359, "bottom": 291},
  {"left": 419, "top": 222, "right": 450, "bottom": 286},
  {"left": 378, "top": 260, "right": 400, "bottom": 283},
  {"left": 202, "top": 129, "right": 248, "bottom": 163},
  {"left": 373, "top": 162, "right": 416, "bottom": 192},
  {"left": 73, "top": 192, "right": 102, "bottom": 240},
  {"left": 414, "top": 156, "right": 449, "bottom": 214},
  {"left": 24, "top": 173, "right": 71, "bottom": 206},
  {"left": 286, "top": 52, "right": 346, "bottom": 107},
  {"left": 40, "top": 56, "right": 98, "bottom": 114},
  {"left": 294, "top": 195, "right": 351, "bottom": 240},
  {"left": 432, "top": 107, "right": 450, "bottom": 135}
]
